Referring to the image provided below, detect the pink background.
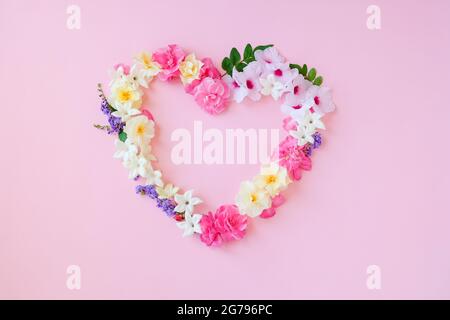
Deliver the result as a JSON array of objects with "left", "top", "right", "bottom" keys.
[{"left": 1, "top": 0, "right": 450, "bottom": 299}]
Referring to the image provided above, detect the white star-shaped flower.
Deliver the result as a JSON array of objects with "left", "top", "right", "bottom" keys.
[
  {"left": 176, "top": 212, "right": 203, "bottom": 237},
  {"left": 174, "top": 190, "right": 202, "bottom": 214},
  {"left": 260, "top": 74, "right": 287, "bottom": 100},
  {"left": 146, "top": 169, "right": 163, "bottom": 187},
  {"left": 289, "top": 125, "right": 315, "bottom": 146},
  {"left": 302, "top": 110, "right": 325, "bottom": 131}
]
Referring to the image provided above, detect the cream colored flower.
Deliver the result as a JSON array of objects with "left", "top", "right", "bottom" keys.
[
  {"left": 156, "top": 183, "right": 180, "bottom": 199},
  {"left": 179, "top": 53, "right": 203, "bottom": 85},
  {"left": 236, "top": 181, "right": 271, "bottom": 218},
  {"left": 135, "top": 51, "right": 161, "bottom": 80},
  {"left": 123, "top": 153, "right": 152, "bottom": 180},
  {"left": 110, "top": 79, "right": 143, "bottom": 121},
  {"left": 254, "top": 162, "right": 291, "bottom": 196},
  {"left": 146, "top": 169, "right": 163, "bottom": 187},
  {"left": 124, "top": 115, "right": 155, "bottom": 147}
]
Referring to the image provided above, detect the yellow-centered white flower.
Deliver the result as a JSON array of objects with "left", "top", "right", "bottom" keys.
[
  {"left": 135, "top": 51, "right": 161, "bottom": 80},
  {"left": 156, "top": 183, "right": 180, "bottom": 199},
  {"left": 124, "top": 115, "right": 155, "bottom": 147},
  {"left": 236, "top": 181, "right": 271, "bottom": 218},
  {"left": 110, "top": 79, "right": 143, "bottom": 121},
  {"left": 179, "top": 53, "right": 203, "bottom": 85},
  {"left": 254, "top": 162, "right": 291, "bottom": 196}
]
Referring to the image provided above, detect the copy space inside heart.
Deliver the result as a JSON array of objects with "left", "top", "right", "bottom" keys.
[{"left": 147, "top": 79, "right": 283, "bottom": 214}]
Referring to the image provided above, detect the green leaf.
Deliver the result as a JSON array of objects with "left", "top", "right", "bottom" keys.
[
  {"left": 307, "top": 68, "right": 317, "bottom": 81},
  {"left": 313, "top": 76, "right": 323, "bottom": 86},
  {"left": 118, "top": 131, "right": 127, "bottom": 142},
  {"left": 236, "top": 62, "right": 247, "bottom": 72},
  {"left": 230, "top": 48, "right": 241, "bottom": 65},
  {"left": 243, "top": 43, "right": 253, "bottom": 60},
  {"left": 300, "top": 64, "right": 308, "bottom": 77},
  {"left": 221, "top": 57, "right": 233, "bottom": 75},
  {"left": 253, "top": 44, "right": 274, "bottom": 52},
  {"left": 289, "top": 63, "right": 302, "bottom": 74}
]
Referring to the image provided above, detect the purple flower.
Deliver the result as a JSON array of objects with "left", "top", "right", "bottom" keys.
[
  {"left": 100, "top": 99, "right": 111, "bottom": 116},
  {"left": 136, "top": 185, "right": 158, "bottom": 199},
  {"left": 312, "top": 132, "right": 322, "bottom": 149},
  {"left": 107, "top": 115, "right": 125, "bottom": 134},
  {"left": 303, "top": 144, "right": 312, "bottom": 157},
  {"left": 157, "top": 198, "right": 177, "bottom": 217}
]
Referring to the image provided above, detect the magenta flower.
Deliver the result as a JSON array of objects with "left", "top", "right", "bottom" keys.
[
  {"left": 200, "top": 205, "right": 248, "bottom": 246},
  {"left": 193, "top": 77, "right": 230, "bottom": 115},
  {"left": 152, "top": 44, "right": 185, "bottom": 81},
  {"left": 185, "top": 58, "right": 221, "bottom": 94},
  {"left": 260, "top": 194, "right": 286, "bottom": 219},
  {"left": 199, "top": 212, "right": 222, "bottom": 246},
  {"left": 278, "top": 136, "right": 312, "bottom": 181}
]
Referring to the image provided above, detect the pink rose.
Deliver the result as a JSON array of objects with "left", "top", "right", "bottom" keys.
[
  {"left": 278, "top": 136, "right": 312, "bottom": 181},
  {"left": 193, "top": 77, "right": 230, "bottom": 115},
  {"left": 260, "top": 194, "right": 286, "bottom": 219},
  {"left": 200, "top": 205, "right": 247, "bottom": 246},
  {"left": 185, "top": 58, "right": 221, "bottom": 94},
  {"left": 152, "top": 44, "right": 185, "bottom": 81}
]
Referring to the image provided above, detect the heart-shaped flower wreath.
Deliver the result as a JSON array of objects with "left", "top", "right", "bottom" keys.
[{"left": 95, "top": 44, "right": 335, "bottom": 247}]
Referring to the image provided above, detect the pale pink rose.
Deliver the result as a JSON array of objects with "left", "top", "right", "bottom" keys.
[
  {"left": 152, "top": 44, "right": 185, "bottom": 81},
  {"left": 282, "top": 116, "right": 297, "bottom": 132},
  {"left": 193, "top": 77, "right": 230, "bottom": 115},
  {"left": 114, "top": 63, "right": 130, "bottom": 75},
  {"left": 278, "top": 136, "right": 312, "bottom": 181},
  {"left": 200, "top": 205, "right": 248, "bottom": 246},
  {"left": 185, "top": 58, "right": 221, "bottom": 94},
  {"left": 260, "top": 194, "right": 286, "bottom": 219}
]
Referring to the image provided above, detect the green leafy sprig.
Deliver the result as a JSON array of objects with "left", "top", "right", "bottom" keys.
[
  {"left": 289, "top": 64, "right": 323, "bottom": 86},
  {"left": 221, "top": 43, "right": 273, "bottom": 76},
  {"left": 220, "top": 44, "right": 324, "bottom": 86}
]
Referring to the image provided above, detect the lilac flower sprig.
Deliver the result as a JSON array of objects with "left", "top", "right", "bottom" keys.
[
  {"left": 136, "top": 184, "right": 177, "bottom": 217},
  {"left": 304, "top": 132, "right": 322, "bottom": 157},
  {"left": 94, "top": 84, "right": 126, "bottom": 135}
]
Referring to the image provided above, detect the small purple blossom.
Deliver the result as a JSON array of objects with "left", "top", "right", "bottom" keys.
[
  {"left": 157, "top": 198, "right": 177, "bottom": 217},
  {"left": 312, "top": 132, "right": 322, "bottom": 149},
  {"left": 303, "top": 144, "right": 312, "bottom": 157},
  {"left": 136, "top": 185, "right": 158, "bottom": 199},
  {"left": 100, "top": 99, "right": 111, "bottom": 116},
  {"left": 107, "top": 115, "right": 125, "bottom": 134}
]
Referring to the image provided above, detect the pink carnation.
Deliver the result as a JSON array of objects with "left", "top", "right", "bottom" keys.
[
  {"left": 152, "top": 44, "right": 185, "bottom": 81},
  {"left": 199, "top": 212, "right": 222, "bottom": 246},
  {"left": 193, "top": 77, "right": 230, "bottom": 115},
  {"left": 185, "top": 58, "right": 221, "bottom": 94},
  {"left": 200, "top": 205, "right": 248, "bottom": 247},
  {"left": 278, "top": 136, "right": 312, "bottom": 181}
]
